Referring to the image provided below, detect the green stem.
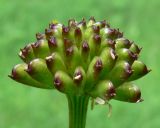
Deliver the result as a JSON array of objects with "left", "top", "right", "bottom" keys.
[{"left": 66, "top": 94, "right": 90, "bottom": 128}]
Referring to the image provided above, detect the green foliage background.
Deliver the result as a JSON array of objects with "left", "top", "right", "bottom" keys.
[{"left": 0, "top": 0, "right": 159, "bottom": 127}]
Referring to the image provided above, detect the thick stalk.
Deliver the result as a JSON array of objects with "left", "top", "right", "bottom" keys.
[{"left": 66, "top": 94, "right": 90, "bottom": 128}]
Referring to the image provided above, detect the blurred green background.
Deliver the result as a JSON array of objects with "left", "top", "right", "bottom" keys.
[{"left": 0, "top": 0, "right": 159, "bottom": 127}]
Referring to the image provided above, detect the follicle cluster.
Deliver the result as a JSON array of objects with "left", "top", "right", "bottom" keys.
[{"left": 9, "top": 17, "right": 150, "bottom": 107}]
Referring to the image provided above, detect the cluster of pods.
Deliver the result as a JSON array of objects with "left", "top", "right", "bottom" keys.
[{"left": 9, "top": 17, "right": 150, "bottom": 105}]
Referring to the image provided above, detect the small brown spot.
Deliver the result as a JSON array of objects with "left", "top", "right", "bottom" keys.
[
  {"left": 45, "top": 56, "right": 54, "bottom": 69},
  {"left": 26, "top": 63, "right": 34, "bottom": 75},
  {"left": 92, "top": 25, "right": 100, "bottom": 34},
  {"left": 128, "top": 51, "right": 138, "bottom": 60},
  {"left": 93, "top": 34, "right": 101, "bottom": 44},
  {"left": 49, "top": 23, "right": 57, "bottom": 29},
  {"left": 48, "top": 37, "right": 57, "bottom": 47},
  {"left": 36, "top": 33, "right": 45, "bottom": 40},
  {"left": 68, "top": 19, "right": 76, "bottom": 28},
  {"left": 66, "top": 47, "right": 73, "bottom": 56},
  {"left": 105, "top": 82, "right": 116, "bottom": 100},
  {"left": 62, "top": 26, "right": 70, "bottom": 36},
  {"left": 124, "top": 64, "right": 133, "bottom": 78},
  {"left": 79, "top": 18, "right": 86, "bottom": 27},
  {"left": 82, "top": 41, "right": 89, "bottom": 52},
  {"left": 75, "top": 27, "right": 82, "bottom": 37},
  {"left": 64, "top": 38, "right": 72, "bottom": 49},
  {"left": 132, "top": 89, "right": 141, "bottom": 103},
  {"left": 89, "top": 16, "right": 95, "bottom": 22},
  {"left": 45, "top": 28, "right": 53, "bottom": 36},
  {"left": 107, "top": 39, "right": 115, "bottom": 49},
  {"left": 54, "top": 76, "right": 63, "bottom": 91},
  {"left": 31, "top": 41, "right": 41, "bottom": 49},
  {"left": 20, "top": 44, "right": 32, "bottom": 57},
  {"left": 94, "top": 59, "right": 103, "bottom": 73}
]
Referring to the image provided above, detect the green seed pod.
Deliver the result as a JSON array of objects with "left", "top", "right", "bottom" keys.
[
  {"left": 54, "top": 71, "right": 75, "bottom": 94},
  {"left": 129, "top": 43, "right": 142, "bottom": 55},
  {"left": 26, "top": 58, "right": 53, "bottom": 88},
  {"left": 74, "top": 27, "right": 82, "bottom": 48},
  {"left": 49, "top": 21, "right": 63, "bottom": 38},
  {"left": 36, "top": 33, "right": 46, "bottom": 41},
  {"left": 116, "top": 48, "right": 137, "bottom": 64},
  {"left": 77, "top": 18, "right": 87, "bottom": 32},
  {"left": 85, "top": 57, "right": 103, "bottom": 91},
  {"left": 100, "top": 39, "right": 115, "bottom": 51},
  {"left": 108, "top": 61, "right": 133, "bottom": 87},
  {"left": 99, "top": 47, "right": 117, "bottom": 79},
  {"left": 45, "top": 28, "right": 54, "bottom": 40},
  {"left": 19, "top": 44, "right": 35, "bottom": 63},
  {"left": 73, "top": 66, "right": 86, "bottom": 94},
  {"left": 115, "top": 38, "right": 132, "bottom": 49},
  {"left": 65, "top": 45, "right": 82, "bottom": 75},
  {"left": 87, "top": 17, "right": 96, "bottom": 27},
  {"left": 80, "top": 40, "right": 90, "bottom": 66},
  {"left": 32, "top": 39, "right": 50, "bottom": 58},
  {"left": 47, "top": 36, "right": 57, "bottom": 52},
  {"left": 45, "top": 52, "right": 66, "bottom": 74},
  {"left": 101, "top": 28, "right": 123, "bottom": 40},
  {"left": 114, "top": 82, "right": 143, "bottom": 103},
  {"left": 9, "top": 64, "right": 50, "bottom": 89},
  {"left": 89, "top": 80, "right": 116, "bottom": 101},
  {"left": 128, "top": 60, "right": 150, "bottom": 81},
  {"left": 88, "top": 34, "right": 101, "bottom": 58}
]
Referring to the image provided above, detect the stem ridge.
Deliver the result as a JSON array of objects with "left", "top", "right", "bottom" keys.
[{"left": 67, "top": 95, "right": 89, "bottom": 128}]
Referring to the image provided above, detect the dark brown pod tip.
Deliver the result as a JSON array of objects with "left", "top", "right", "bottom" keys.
[
  {"left": 100, "top": 20, "right": 106, "bottom": 28},
  {"left": 143, "top": 66, "right": 152, "bottom": 74},
  {"left": 9, "top": 68, "right": 18, "bottom": 79},
  {"left": 125, "top": 39, "right": 132, "bottom": 46},
  {"left": 93, "top": 34, "right": 101, "bottom": 44},
  {"left": 45, "top": 56, "right": 54, "bottom": 69},
  {"left": 25, "top": 63, "right": 34, "bottom": 75},
  {"left": 105, "top": 83, "right": 116, "bottom": 99},
  {"left": 89, "top": 16, "right": 96, "bottom": 22},
  {"left": 49, "top": 23, "right": 57, "bottom": 29},
  {"left": 66, "top": 46, "right": 73, "bottom": 56},
  {"left": 64, "top": 38, "right": 72, "bottom": 49},
  {"left": 54, "top": 76, "right": 63, "bottom": 91},
  {"left": 20, "top": 45, "right": 31, "bottom": 57},
  {"left": 116, "top": 29, "right": 123, "bottom": 38},
  {"left": 68, "top": 19, "right": 77, "bottom": 28},
  {"left": 132, "top": 89, "right": 142, "bottom": 103},
  {"left": 75, "top": 27, "right": 82, "bottom": 37},
  {"left": 79, "top": 18, "right": 86, "bottom": 27},
  {"left": 62, "top": 26, "right": 70, "bottom": 36},
  {"left": 48, "top": 37, "right": 57, "bottom": 47},
  {"left": 107, "top": 28, "right": 115, "bottom": 37},
  {"left": 130, "top": 42, "right": 142, "bottom": 54},
  {"left": 128, "top": 51, "right": 138, "bottom": 60},
  {"left": 107, "top": 39, "right": 116, "bottom": 49},
  {"left": 36, "top": 33, "right": 45, "bottom": 40},
  {"left": 94, "top": 58, "right": 103, "bottom": 72},
  {"left": 101, "top": 20, "right": 110, "bottom": 28},
  {"left": 124, "top": 64, "right": 133, "bottom": 78},
  {"left": 82, "top": 41, "right": 90, "bottom": 52},
  {"left": 31, "top": 41, "right": 41, "bottom": 49},
  {"left": 92, "top": 25, "right": 100, "bottom": 34},
  {"left": 45, "top": 28, "right": 53, "bottom": 36},
  {"left": 73, "top": 69, "right": 83, "bottom": 84}
]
